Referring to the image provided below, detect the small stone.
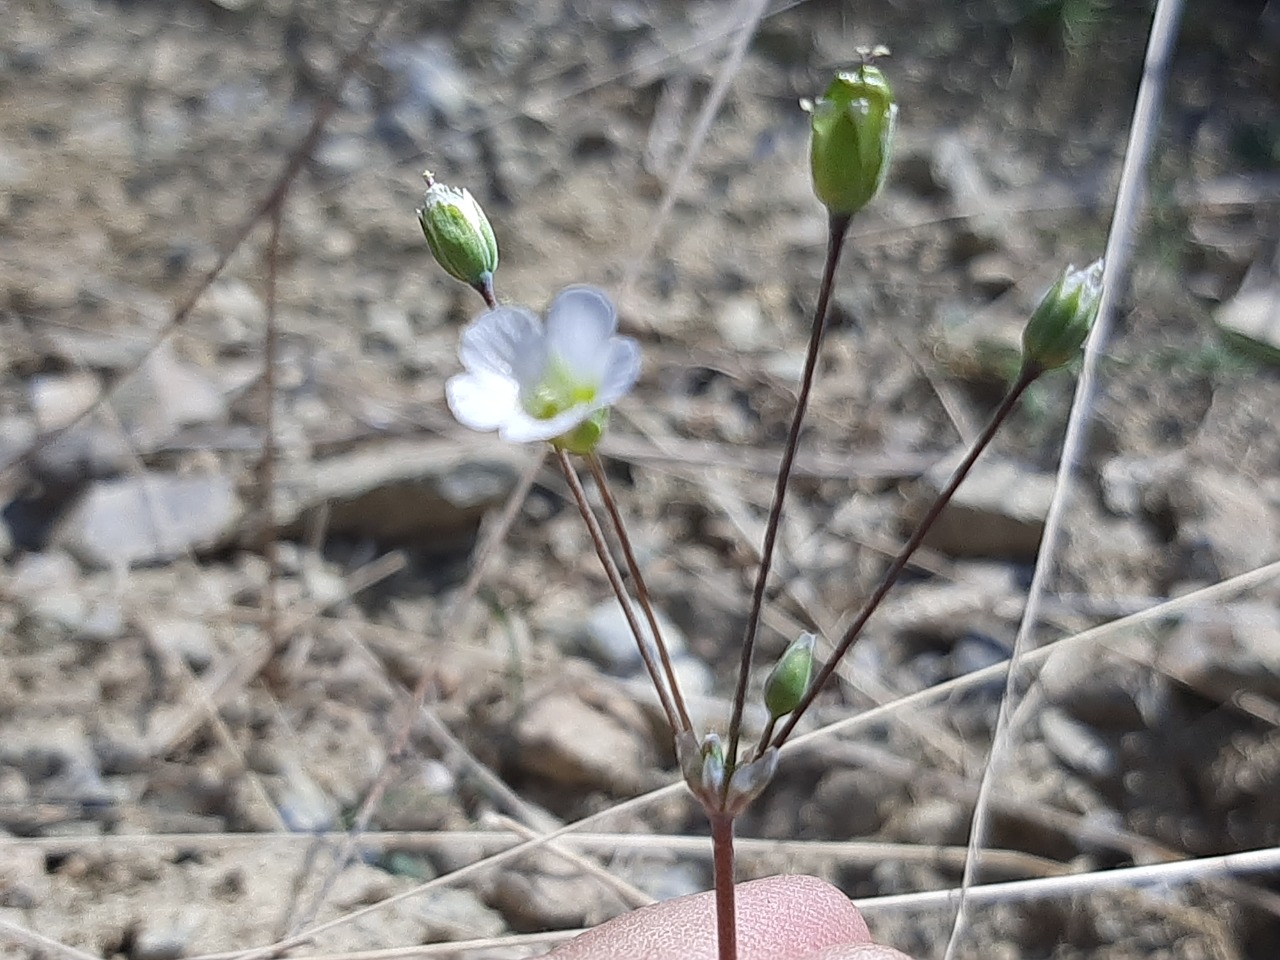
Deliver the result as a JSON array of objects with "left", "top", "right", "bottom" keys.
[
  {"left": 1160, "top": 601, "right": 1280, "bottom": 702},
  {"left": 0, "top": 845, "right": 49, "bottom": 908},
  {"left": 150, "top": 618, "right": 217, "bottom": 672},
  {"left": 16, "top": 588, "right": 89, "bottom": 650},
  {"left": 364, "top": 302, "right": 415, "bottom": 353},
  {"left": 514, "top": 688, "right": 654, "bottom": 793},
  {"left": 1099, "top": 453, "right": 1183, "bottom": 518},
  {"left": 968, "top": 253, "right": 1019, "bottom": 297},
  {"left": 54, "top": 472, "right": 243, "bottom": 569},
  {"left": 381, "top": 37, "right": 471, "bottom": 123},
  {"left": 714, "top": 296, "right": 767, "bottom": 351},
  {"left": 579, "top": 599, "right": 687, "bottom": 676},
  {"left": 273, "top": 762, "right": 337, "bottom": 833},
  {"left": 490, "top": 854, "right": 611, "bottom": 932},
  {"left": 312, "top": 134, "right": 369, "bottom": 179},
  {"left": 415, "top": 888, "right": 506, "bottom": 942},
  {"left": 890, "top": 795, "right": 967, "bottom": 845},
  {"left": 1040, "top": 707, "right": 1119, "bottom": 783},
  {"left": 914, "top": 456, "right": 1056, "bottom": 560},
  {"left": 203, "top": 278, "right": 266, "bottom": 350},
  {"left": 130, "top": 910, "right": 203, "bottom": 960},
  {"left": 1214, "top": 244, "right": 1280, "bottom": 364},
  {"left": 1165, "top": 470, "right": 1279, "bottom": 580},
  {"left": 932, "top": 134, "right": 1006, "bottom": 257},
  {"left": 111, "top": 343, "right": 227, "bottom": 447},
  {"left": 27, "top": 372, "right": 102, "bottom": 432},
  {"left": 1038, "top": 648, "right": 1147, "bottom": 730},
  {"left": 277, "top": 440, "right": 522, "bottom": 546}
]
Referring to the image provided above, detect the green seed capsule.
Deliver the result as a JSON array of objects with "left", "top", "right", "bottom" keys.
[
  {"left": 416, "top": 173, "right": 499, "bottom": 292},
  {"left": 763, "top": 632, "right": 816, "bottom": 720},
  {"left": 807, "top": 64, "right": 897, "bottom": 217},
  {"left": 1021, "top": 260, "right": 1105, "bottom": 372}
]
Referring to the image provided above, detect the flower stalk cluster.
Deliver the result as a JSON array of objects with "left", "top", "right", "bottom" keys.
[{"left": 419, "top": 52, "right": 1105, "bottom": 960}]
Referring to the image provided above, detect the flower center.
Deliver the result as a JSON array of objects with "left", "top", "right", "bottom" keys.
[{"left": 523, "top": 357, "right": 598, "bottom": 420}]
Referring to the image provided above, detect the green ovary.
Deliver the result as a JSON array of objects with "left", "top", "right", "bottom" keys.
[{"left": 523, "top": 358, "right": 598, "bottom": 420}]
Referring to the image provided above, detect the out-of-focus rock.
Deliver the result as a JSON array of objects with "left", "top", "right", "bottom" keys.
[
  {"left": 1160, "top": 601, "right": 1280, "bottom": 702},
  {"left": 415, "top": 888, "right": 507, "bottom": 942},
  {"left": 1165, "top": 470, "right": 1279, "bottom": 580},
  {"left": 0, "top": 845, "right": 49, "bottom": 908},
  {"left": 578, "top": 599, "right": 687, "bottom": 676},
  {"left": 514, "top": 684, "right": 655, "bottom": 794},
  {"left": 1040, "top": 707, "right": 1119, "bottom": 783},
  {"left": 53, "top": 471, "right": 243, "bottom": 569},
  {"left": 277, "top": 440, "right": 523, "bottom": 547},
  {"left": 912, "top": 456, "right": 1056, "bottom": 560},
  {"left": 1214, "top": 241, "right": 1280, "bottom": 364},
  {"left": 490, "top": 851, "right": 613, "bottom": 933}
]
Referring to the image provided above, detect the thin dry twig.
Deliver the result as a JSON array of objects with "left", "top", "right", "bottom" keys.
[{"left": 946, "top": 0, "right": 1189, "bottom": 953}]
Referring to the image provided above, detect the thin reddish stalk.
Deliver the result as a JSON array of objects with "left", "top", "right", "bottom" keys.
[
  {"left": 726, "top": 211, "right": 852, "bottom": 769},
  {"left": 587, "top": 453, "right": 692, "bottom": 733},
  {"left": 556, "top": 449, "right": 681, "bottom": 732},
  {"left": 771, "top": 362, "right": 1041, "bottom": 749}
]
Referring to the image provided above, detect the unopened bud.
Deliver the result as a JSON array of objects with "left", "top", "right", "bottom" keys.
[
  {"left": 417, "top": 172, "right": 499, "bottom": 295},
  {"left": 763, "top": 632, "right": 816, "bottom": 720},
  {"left": 1021, "top": 259, "right": 1104, "bottom": 372},
  {"left": 807, "top": 62, "right": 897, "bottom": 217}
]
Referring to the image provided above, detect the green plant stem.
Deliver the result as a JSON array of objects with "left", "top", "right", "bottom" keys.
[
  {"left": 587, "top": 453, "right": 693, "bottom": 733},
  {"left": 555, "top": 448, "right": 681, "bottom": 733},
  {"left": 710, "top": 812, "right": 738, "bottom": 960},
  {"left": 769, "top": 361, "right": 1042, "bottom": 751},
  {"left": 726, "top": 211, "right": 852, "bottom": 771}
]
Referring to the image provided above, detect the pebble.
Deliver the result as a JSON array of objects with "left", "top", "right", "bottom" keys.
[
  {"left": 1166, "top": 470, "right": 1279, "bottom": 579},
  {"left": 1037, "top": 648, "right": 1146, "bottom": 730},
  {"left": 149, "top": 618, "right": 217, "bottom": 673},
  {"left": 514, "top": 688, "right": 654, "bottom": 793},
  {"left": 27, "top": 371, "right": 102, "bottom": 432},
  {"left": 1039, "top": 707, "right": 1119, "bottom": 783},
  {"left": 414, "top": 887, "right": 507, "bottom": 941},
  {"left": 130, "top": 910, "right": 204, "bottom": 960},
  {"left": 1214, "top": 241, "right": 1280, "bottom": 363},
  {"left": 381, "top": 36, "right": 471, "bottom": 123},
  {"left": 0, "top": 845, "right": 49, "bottom": 908},
  {"left": 490, "top": 854, "right": 610, "bottom": 932},
  {"left": 1159, "top": 601, "right": 1280, "bottom": 702},
  {"left": 276, "top": 440, "right": 522, "bottom": 545},
  {"left": 714, "top": 295, "right": 767, "bottom": 351},
  {"left": 579, "top": 599, "right": 688, "bottom": 676},
  {"left": 915, "top": 456, "right": 1056, "bottom": 560},
  {"left": 111, "top": 343, "right": 227, "bottom": 445},
  {"left": 53, "top": 471, "right": 243, "bottom": 569}
]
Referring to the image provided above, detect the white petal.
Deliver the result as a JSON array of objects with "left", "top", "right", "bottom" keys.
[
  {"left": 499, "top": 405, "right": 591, "bottom": 443},
  {"left": 446, "top": 370, "right": 520, "bottom": 432},
  {"left": 459, "top": 306, "right": 546, "bottom": 390},
  {"left": 545, "top": 285, "right": 617, "bottom": 381},
  {"left": 595, "top": 336, "right": 641, "bottom": 405}
]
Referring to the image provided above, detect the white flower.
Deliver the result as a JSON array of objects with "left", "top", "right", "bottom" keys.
[{"left": 446, "top": 285, "right": 640, "bottom": 449}]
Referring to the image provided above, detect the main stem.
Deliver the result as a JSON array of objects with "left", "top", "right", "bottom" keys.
[
  {"left": 726, "top": 211, "right": 852, "bottom": 770},
  {"left": 770, "top": 361, "right": 1042, "bottom": 749},
  {"left": 710, "top": 812, "right": 737, "bottom": 960}
]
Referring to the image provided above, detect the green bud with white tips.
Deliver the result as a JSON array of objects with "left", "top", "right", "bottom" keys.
[
  {"left": 763, "top": 632, "right": 816, "bottom": 720},
  {"left": 807, "top": 60, "right": 897, "bottom": 217},
  {"left": 416, "top": 172, "right": 498, "bottom": 298},
  {"left": 1021, "top": 259, "right": 1105, "bottom": 372}
]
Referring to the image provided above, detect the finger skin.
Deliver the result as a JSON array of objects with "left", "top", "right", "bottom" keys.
[{"left": 546, "top": 875, "right": 909, "bottom": 960}]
